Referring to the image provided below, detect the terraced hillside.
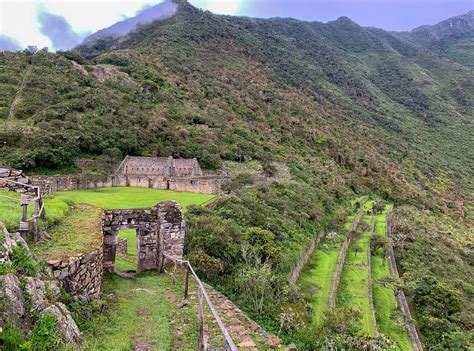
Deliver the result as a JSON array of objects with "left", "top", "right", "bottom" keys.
[{"left": 299, "top": 198, "right": 414, "bottom": 350}]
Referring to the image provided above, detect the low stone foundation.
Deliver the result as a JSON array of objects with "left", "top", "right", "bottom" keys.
[{"left": 44, "top": 248, "right": 103, "bottom": 301}]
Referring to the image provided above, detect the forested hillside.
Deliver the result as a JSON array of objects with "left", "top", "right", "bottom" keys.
[{"left": 0, "top": 0, "right": 472, "bottom": 348}]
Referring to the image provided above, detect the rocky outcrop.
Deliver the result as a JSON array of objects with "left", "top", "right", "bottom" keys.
[
  {"left": 42, "top": 302, "right": 81, "bottom": 344},
  {"left": 0, "top": 223, "right": 81, "bottom": 345},
  {"left": 0, "top": 273, "right": 28, "bottom": 330}
]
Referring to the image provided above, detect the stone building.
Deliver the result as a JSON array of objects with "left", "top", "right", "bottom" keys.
[{"left": 116, "top": 156, "right": 203, "bottom": 178}]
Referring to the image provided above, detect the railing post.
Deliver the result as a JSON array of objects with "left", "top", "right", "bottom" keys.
[
  {"left": 197, "top": 288, "right": 205, "bottom": 351},
  {"left": 19, "top": 194, "right": 29, "bottom": 239},
  {"left": 184, "top": 264, "right": 190, "bottom": 299}
]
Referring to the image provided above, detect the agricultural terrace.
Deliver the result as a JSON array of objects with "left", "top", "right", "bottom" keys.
[
  {"left": 297, "top": 197, "right": 366, "bottom": 327},
  {"left": 298, "top": 197, "right": 412, "bottom": 349}
]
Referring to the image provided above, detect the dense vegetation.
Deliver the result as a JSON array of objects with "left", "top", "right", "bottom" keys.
[{"left": 0, "top": 1, "right": 472, "bottom": 348}]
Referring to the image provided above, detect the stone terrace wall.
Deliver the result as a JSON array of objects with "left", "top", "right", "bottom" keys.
[
  {"left": 289, "top": 231, "right": 325, "bottom": 286},
  {"left": 44, "top": 248, "right": 103, "bottom": 301},
  {"left": 30, "top": 173, "right": 224, "bottom": 195}
]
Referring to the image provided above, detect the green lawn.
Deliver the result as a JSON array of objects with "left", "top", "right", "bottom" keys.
[
  {"left": 53, "top": 187, "right": 215, "bottom": 211},
  {"left": 298, "top": 208, "right": 362, "bottom": 327}
]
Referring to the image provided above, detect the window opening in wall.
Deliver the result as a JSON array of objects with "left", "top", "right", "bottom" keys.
[{"left": 115, "top": 229, "right": 138, "bottom": 272}]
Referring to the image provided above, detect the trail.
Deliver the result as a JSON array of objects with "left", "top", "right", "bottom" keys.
[{"left": 6, "top": 57, "right": 34, "bottom": 124}]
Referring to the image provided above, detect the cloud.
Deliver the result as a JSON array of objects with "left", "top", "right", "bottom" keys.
[
  {"left": 0, "top": 35, "right": 22, "bottom": 51},
  {"left": 37, "top": 9, "right": 89, "bottom": 51}
]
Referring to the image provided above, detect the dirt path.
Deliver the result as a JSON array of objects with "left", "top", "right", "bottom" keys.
[{"left": 6, "top": 56, "right": 34, "bottom": 123}]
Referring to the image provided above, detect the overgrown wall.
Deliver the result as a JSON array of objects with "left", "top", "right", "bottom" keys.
[{"left": 44, "top": 248, "right": 103, "bottom": 301}]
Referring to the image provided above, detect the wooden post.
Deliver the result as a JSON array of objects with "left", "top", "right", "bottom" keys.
[
  {"left": 32, "top": 198, "right": 39, "bottom": 241},
  {"left": 184, "top": 264, "right": 190, "bottom": 299},
  {"left": 172, "top": 259, "right": 178, "bottom": 285},
  {"left": 19, "top": 194, "right": 29, "bottom": 239},
  {"left": 197, "top": 288, "right": 204, "bottom": 351}
]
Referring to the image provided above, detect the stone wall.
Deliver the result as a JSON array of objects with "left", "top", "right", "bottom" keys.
[
  {"left": 44, "top": 248, "right": 103, "bottom": 301},
  {"left": 101, "top": 201, "right": 185, "bottom": 273},
  {"left": 289, "top": 231, "right": 325, "bottom": 286},
  {"left": 30, "top": 173, "right": 224, "bottom": 195}
]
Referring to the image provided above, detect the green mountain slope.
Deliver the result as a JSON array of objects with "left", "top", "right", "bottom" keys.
[{"left": 0, "top": 1, "right": 472, "bottom": 348}]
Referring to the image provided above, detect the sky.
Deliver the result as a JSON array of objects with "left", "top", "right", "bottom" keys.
[{"left": 1, "top": 0, "right": 472, "bottom": 51}]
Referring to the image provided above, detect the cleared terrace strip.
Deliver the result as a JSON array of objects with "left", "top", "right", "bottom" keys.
[
  {"left": 367, "top": 217, "right": 378, "bottom": 336},
  {"left": 336, "top": 210, "right": 377, "bottom": 336},
  {"left": 370, "top": 204, "right": 413, "bottom": 350},
  {"left": 327, "top": 207, "right": 365, "bottom": 311},
  {"left": 386, "top": 207, "right": 424, "bottom": 351},
  {"left": 289, "top": 230, "right": 325, "bottom": 286}
]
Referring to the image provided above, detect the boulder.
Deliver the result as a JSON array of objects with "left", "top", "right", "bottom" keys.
[
  {"left": 42, "top": 303, "right": 81, "bottom": 344},
  {"left": 0, "top": 273, "right": 26, "bottom": 329},
  {"left": 25, "top": 277, "right": 48, "bottom": 313}
]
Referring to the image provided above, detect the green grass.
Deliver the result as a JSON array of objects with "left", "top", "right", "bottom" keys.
[
  {"left": 32, "top": 205, "right": 102, "bottom": 260},
  {"left": 53, "top": 187, "right": 215, "bottom": 211},
  {"left": 76, "top": 272, "right": 197, "bottom": 351},
  {"left": 115, "top": 229, "right": 138, "bottom": 271},
  {"left": 299, "top": 249, "right": 340, "bottom": 326},
  {"left": 338, "top": 266, "right": 375, "bottom": 336}
]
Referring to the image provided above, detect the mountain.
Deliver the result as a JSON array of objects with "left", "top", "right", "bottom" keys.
[
  {"left": 0, "top": 1, "right": 473, "bottom": 348},
  {"left": 404, "top": 10, "right": 474, "bottom": 68},
  {"left": 81, "top": 1, "right": 178, "bottom": 45}
]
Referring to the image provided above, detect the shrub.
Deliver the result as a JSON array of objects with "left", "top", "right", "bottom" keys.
[
  {"left": 242, "top": 227, "right": 281, "bottom": 263},
  {"left": 9, "top": 245, "right": 40, "bottom": 276},
  {"left": 0, "top": 324, "right": 29, "bottom": 351},
  {"left": 30, "top": 313, "right": 62, "bottom": 350}
]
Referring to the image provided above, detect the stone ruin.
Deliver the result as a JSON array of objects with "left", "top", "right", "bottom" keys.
[
  {"left": 0, "top": 166, "right": 30, "bottom": 191},
  {"left": 101, "top": 201, "right": 185, "bottom": 273}
]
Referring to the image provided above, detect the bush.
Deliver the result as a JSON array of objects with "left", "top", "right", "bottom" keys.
[
  {"left": 10, "top": 245, "right": 40, "bottom": 276},
  {"left": 30, "top": 313, "right": 62, "bottom": 350},
  {"left": 0, "top": 324, "right": 29, "bottom": 350}
]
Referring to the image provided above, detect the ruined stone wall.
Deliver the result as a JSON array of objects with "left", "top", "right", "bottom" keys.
[
  {"left": 101, "top": 201, "right": 185, "bottom": 273},
  {"left": 44, "top": 249, "right": 103, "bottom": 301},
  {"left": 31, "top": 173, "right": 223, "bottom": 195}
]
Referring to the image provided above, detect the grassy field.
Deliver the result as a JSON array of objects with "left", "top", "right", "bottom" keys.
[
  {"left": 53, "top": 187, "right": 214, "bottom": 211},
  {"left": 0, "top": 187, "right": 214, "bottom": 231},
  {"left": 3, "top": 187, "right": 214, "bottom": 261}
]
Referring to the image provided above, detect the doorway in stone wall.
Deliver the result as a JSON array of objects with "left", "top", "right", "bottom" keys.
[{"left": 115, "top": 228, "right": 138, "bottom": 272}]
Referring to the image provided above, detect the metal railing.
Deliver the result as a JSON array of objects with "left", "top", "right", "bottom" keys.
[{"left": 163, "top": 253, "right": 237, "bottom": 351}]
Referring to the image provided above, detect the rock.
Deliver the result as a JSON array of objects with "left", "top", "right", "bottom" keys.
[
  {"left": 176, "top": 300, "right": 189, "bottom": 309},
  {"left": 238, "top": 337, "right": 256, "bottom": 348},
  {"left": 25, "top": 277, "right": 48, "bottom": 313},
  {"left": 266, "top": 335, "right": 282, "bottom": 348},
  {"left": 285, "top": 344, "right": 298, "bottom": 351},
  {"left": 0, "top": 273, "right": 26, "bottom": 329},
  {"left": 42, "top": 303, "right": 81, "bottom": 344},
  {"left": 46, "top": 280, "right": 61, "bottom": 301},
  {"left": 47, "top": 259, "right": 61, "bottom": 267}
]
